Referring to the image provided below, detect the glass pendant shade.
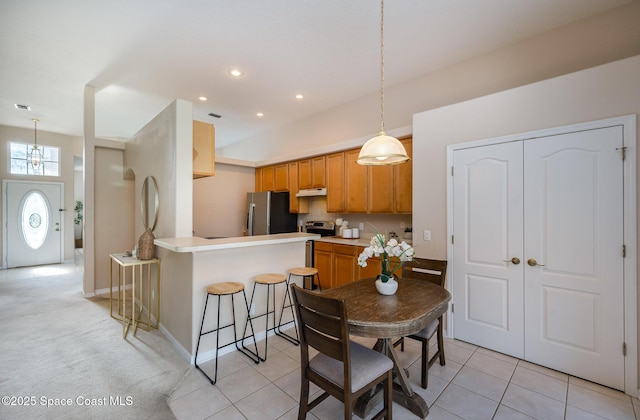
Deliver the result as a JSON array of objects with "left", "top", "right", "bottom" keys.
[
  {"left": 357, "top": 131, "right": 409, "bottom": 165},
  {"left": 29, "top": 119, "right": 43, "bottom": 169},
  {"left": 357, "top": 0, "right": 410, "bottom": 166}
]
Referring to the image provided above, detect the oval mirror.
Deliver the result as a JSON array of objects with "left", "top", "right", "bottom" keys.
[{"left": 141, "top": 176, "right": 159, "bottom": 231}]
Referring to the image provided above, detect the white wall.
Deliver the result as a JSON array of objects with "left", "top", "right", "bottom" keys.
[
  {"left": 93, "top": 146, "right": 135, "bottom": 293},
  {"left": 192, "top": 163, "right": 255, "bottom": 238},
  {"left": 219, "top": 1, "right": 640, "bottom": 164},
  {"left": 124, "top": 99, "right": 193, "bottom": 240},
  {"left": 123, "top": 99, "right": 194, "bottom": 336},
  {"left": 412, "top": 54, "right": 640, "bottom": 260}
]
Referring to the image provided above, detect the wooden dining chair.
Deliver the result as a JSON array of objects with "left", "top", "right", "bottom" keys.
[
  {"left": 395, "top": 258, "right": 448, "bottom": 389},
  {"left": 290, "top": 284, "right": 393, "bottom": 420}
]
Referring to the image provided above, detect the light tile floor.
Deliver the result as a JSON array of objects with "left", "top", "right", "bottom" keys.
[{"left": 169, "top": 335, "right": 640, "bottom": 419}]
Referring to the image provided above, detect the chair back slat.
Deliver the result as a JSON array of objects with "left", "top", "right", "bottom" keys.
[
  {"left": 291, "top": 284, "right": 350, "bottom": 363},
  {"left": 304, "top": 325, "right": 345, "bottom": 361},
  {"left": 298, "top": 305, "right": 345, "bottom": 361},
  {"left": 402, "top": 258, "right": 447, "bottom": 287}
]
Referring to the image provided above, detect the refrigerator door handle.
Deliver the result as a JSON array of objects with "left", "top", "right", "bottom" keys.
[{"left": 247, "top": 203, "right": 256, "bottom": 236}]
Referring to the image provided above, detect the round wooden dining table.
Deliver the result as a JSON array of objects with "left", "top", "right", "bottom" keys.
[{"left": 322, "top": 276, "right": 451, "bottom": 418}]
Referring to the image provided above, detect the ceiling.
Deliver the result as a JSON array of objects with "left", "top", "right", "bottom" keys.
[{"left": 0, "top": 0, "right": 633, "bottom": 149}]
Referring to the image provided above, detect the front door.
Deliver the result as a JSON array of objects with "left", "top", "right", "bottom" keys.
[
  {"left": 452, "top": 124, "right": 625, "bottom": 390},
  {"left": 4, "top": 180, "right": 63, "bottom": 268}
]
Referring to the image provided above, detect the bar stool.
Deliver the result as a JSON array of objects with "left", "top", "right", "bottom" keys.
[
  {"left": 194, "top": 282, "right": 259, "bottom": 385},
  {"left": 288, "top": 266, "right": 322, "bottom": 291},
  {"left": 243, "top": 273, "right": 299, "bottom": 361}
]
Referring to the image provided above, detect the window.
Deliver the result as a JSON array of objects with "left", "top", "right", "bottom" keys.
[
  {"left": 9, "top": 142, "right": 60, "bottom": 176},
  {"left": 21, "top": 191, "right": 50, "bottom": 250}
]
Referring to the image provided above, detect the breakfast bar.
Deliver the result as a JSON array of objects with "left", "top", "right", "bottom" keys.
[{"left": 154, "top": 232, "right": 318, "bottom": 363}]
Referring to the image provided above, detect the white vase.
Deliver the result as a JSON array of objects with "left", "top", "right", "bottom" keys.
[{"left": 375, "top": 276, "right": 398, "bottom": 295}]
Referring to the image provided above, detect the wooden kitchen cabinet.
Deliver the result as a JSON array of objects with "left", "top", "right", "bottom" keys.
[
  {"left": 288, "top": 162, "right": 309, "bottom": 213},
  {"left": 313, "top": 242, "right": 334, "bottom": 290},
  {"left": 368, "top": 164, "right": 394, "bottom": 213},
  {"left": 394, "top": 138, "right": 413, "bottom": 213},
  {"left": 193, "top": 120, "right": 215, "bottom": 178},
  {"left": 313, "top": 242, "right": 370, "bottom": 289},
  {"left": 274, "top": 164, "right": 289, "bottom": 191},
  {"left": 261, "top": 166, "right": 275, "bottom": 191},
  {"left": 299, "top": 156, "right": 326, "bottom": 189},
  {"left": 288, "top": 162, "right": 299, "bottom": 212},
  {"left": 255, "top": 137, "right": 412, "bottom": 214},
  {"left": 357, "top": 250, "right": 382, "bottom": 280},
  {"left": 311, "top": 156, "right": 326, "bottom": 187},
  {"left": 298, "top": 159, "right": 312, "bottom": 189},
  {"left": 326, "top": 152, "right": 345, "bottom": 212},
  {"left": 333, "top": 244, "right": 358, "bottom": 288},
  {"left": 345, "top": 149, "right": 367, "bottom": 212}
]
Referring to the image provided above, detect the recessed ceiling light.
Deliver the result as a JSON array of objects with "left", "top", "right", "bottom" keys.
[
  {"left": 295, "top": 93, "right": 304, "bottom": 100},
  {"left": 14, "top": 103, "right": 31, "bottom": 110},
  {"left": 256, "top": 112, "right": 264, "bottom": 117},
  {"left": 229, "top": 69, "right": 243, "bottom": 78},
  {"left": 198, "top": 96, "right": 208, "bottom": 101}
]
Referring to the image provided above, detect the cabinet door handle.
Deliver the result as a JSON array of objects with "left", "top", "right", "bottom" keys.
[
  {"left": 502, "top": 257, "right": 520, "bottom": 265},
  {"left": 527, "top": 258, "right": 546, "bottom": 267}
]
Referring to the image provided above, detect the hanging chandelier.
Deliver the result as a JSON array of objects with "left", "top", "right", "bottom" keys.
[
  {"left": 357, "top": 0, "right": 409, "bottom": 166},
  {"left": 28, "top": 118, "right": 43, "bottom": 170}
]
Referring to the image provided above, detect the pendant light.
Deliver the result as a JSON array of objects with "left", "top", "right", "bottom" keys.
[
  {"left": 28, "top": 118, "right": 43, "bottom": 170},
  {"left": 357, "top": 0, "right": 409, "bottom": 166}
]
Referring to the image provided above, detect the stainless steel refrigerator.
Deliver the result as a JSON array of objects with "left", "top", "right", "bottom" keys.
[{"left": 246, "top": 191, "right": 298, "bottom": 235}]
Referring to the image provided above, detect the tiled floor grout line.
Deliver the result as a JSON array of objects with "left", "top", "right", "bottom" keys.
[{"left": 170, "top": 337, "right": 639, "bottom": 420}]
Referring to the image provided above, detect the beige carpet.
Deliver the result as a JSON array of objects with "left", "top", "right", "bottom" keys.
[{"left": 0, "top": 262, "right": 189, "bottom": 419}]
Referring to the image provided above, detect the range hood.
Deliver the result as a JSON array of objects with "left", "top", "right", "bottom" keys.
[{"left": 296, "top": 188, "right": 327, "bottom": 197}]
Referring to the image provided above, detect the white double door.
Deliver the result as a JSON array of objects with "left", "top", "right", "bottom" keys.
[{"left": 452, "top": 125, "right": 625, "bottom": 390}]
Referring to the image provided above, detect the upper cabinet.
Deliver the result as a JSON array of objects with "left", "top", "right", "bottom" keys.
[
  {"left": 193, "top": 120, "right": 215, "bottom": 178},
  {"left": 261, "top": 166, "right": 275, "bottom": 191},
  {"left": 368, "top": 163, "right": 394, "bottom": 213},
  {"left": 345, "top": 149, "right": 367, "bottom": 212},
  {"left": 311, "top": 156, "right": 326, "bottom": 187},
  {"left": 254, "top": 136, "right": 412, "bottom": 214},
  {"left": 274, "top": 164, "right": 289, "bottom": 191},
  {"left": 326, "top": 152, "right": 346, "bottom": 212},
  {"left": 288, "top": 162, "right": 308, "bottom": 213},
  {"left": 298, "top": 159, "right": 312, "bottom": 189},
  {"left": 298, "top": 156, "right": 326, "bottom": 189},
  {"left": 393, "top": 138, "right": 413, "bottom": 213}
]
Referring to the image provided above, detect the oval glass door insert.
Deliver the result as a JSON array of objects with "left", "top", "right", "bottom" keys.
[{"left": 21, "top": 191, "right": 49, "bottom": 249}]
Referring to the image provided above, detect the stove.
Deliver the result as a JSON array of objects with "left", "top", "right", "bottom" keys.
[{"left": 305, "top": 221, "right": 336, "bottom": 237}]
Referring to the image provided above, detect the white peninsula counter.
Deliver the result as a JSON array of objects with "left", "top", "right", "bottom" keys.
[{"left": 154, "top": 232, "right": 319, "bottom": 363}]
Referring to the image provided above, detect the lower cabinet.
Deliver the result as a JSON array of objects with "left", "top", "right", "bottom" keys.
[
  {"left": 314, "top": 242, "right": 383, "bottom": 289},
  {"left": 333, "top": 244, "right": 358, "bottom": 288}
]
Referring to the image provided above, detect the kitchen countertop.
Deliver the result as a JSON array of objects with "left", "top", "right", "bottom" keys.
[
  {"left": 315, "top": 236, "right": 372, "bottom": 247},
  {"left": 154, "top": 232, "right": 319, "bottom": 253},
  {"left": 315, "top": 236, "right": 413, "bottom": 247}
]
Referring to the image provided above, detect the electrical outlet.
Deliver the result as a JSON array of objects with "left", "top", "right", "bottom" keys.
[
  {"left": 249, "top": 303, "right": 256, "bottom": 316},
  {"left": 359, "top": 222, "right": 364, "bottom": 230},
  {"left": 423, "top": 230, "right": 431, "bottom": 241},
  {"left": 400, "top": 221, "right": 406, "bottom": 229}
]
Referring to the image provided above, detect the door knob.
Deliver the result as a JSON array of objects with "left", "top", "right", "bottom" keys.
[
  {"left": 527, "top": 258, "right": 546, "bottom": 267},
  {"left": 503, "top": 257, "right": 521, "bottom": 265}
]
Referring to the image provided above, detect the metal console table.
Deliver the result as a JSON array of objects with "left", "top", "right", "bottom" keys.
[{"left": 109, "top": 253, "right": 161, "bottom": 338}]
